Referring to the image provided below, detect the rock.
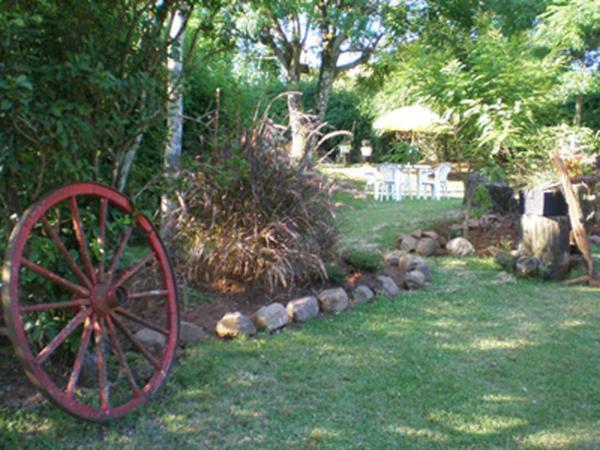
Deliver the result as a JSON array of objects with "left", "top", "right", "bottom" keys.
[
  {"left": 397, "top": 254, "right": 431, "bottom": 281},
  {"left": 398, "top": 234, "right": 418, "bottom": 252},
  {"left": 422, "top": 230, "right": 439, "bottom": 240},
  {"left": 216, "top": 312, "right": 257, "bottom": 338},
  {"left": 397, "top": 254, "right": 414, "bottom": 272},
  {"left": 416, "top": 238, "right": 439, "bottom": 257},
  {"left": 494, "top": 251, "right": 514, "bottom": 269},
  {"left": 590, "top": 235, "right": 600, "bottom": 246},
  {"left": 253, "top": 303, "right": 289, "bottom": 331},
  {"left": 381, "top": 265, "right": 404, "bottom": 287},
  {"left": 492, "top": 271, "right": 517, "bottom": 285},
  {"left": 179, "top": 321, "right": 208, "bottom": 345},
  {"left": 405, "top": 270, "right": 426, "bottom": 290},
  {"left": 385, "top": 251, "right": 403, "bottom": 267},
  {"left": 410, "top": 229, "right": 424, "bottom": 239},
  {"left": 407, "top": 257, "right": 432, "bottom": 282},
  {"left": 446, "top": 237, "right": 475, "bottom": 257},
  {"left": 134, "top": 328, "right": 165, "bottom": 353},
  {"left": 287, "top": 296, "right": 319, "bottom": 322},
  {"left": 353, "top": 285, "right": 375, "bottom": 303},
  {"left": 376, "top": 275, "right": 400, "bottom": 297},
  {"left": 515, "top": 256, "right": 542, "bottom": 277},
  {"left": 317, "top": 288, "right": 349, "bottom": 312},
  {"left": 386, "top": 255, "right": 400, "bottom": 266},
  {"left": 468, "top": 219, "right": 480, "bottom": 228},
  {"left": 483, "top": 213, "right": 499, "bottom": 222}
]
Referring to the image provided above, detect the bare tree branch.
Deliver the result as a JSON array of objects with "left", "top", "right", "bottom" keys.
[{"left": 335, "top": 33, "right": 384, "bottom": 72}]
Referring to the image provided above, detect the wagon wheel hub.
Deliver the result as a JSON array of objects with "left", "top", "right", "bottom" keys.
[{"left": 90, "top": 284, "right": 127, "bottom": 316}]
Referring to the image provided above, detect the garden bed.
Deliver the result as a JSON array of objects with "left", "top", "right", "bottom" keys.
[
  {"left": 182, "top": 258, "right": 409, "bottom": 335},
  {"left": 432, "top": 214, "right": 521, "bottom": 254}
]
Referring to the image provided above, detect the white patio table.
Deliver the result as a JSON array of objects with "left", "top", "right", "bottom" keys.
[{"left": 398, "top": 164, "right": 432, "bottom": 198}]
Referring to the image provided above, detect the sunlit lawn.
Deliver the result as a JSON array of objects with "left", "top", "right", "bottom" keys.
[
  {"left": 1, "top": 187, "right": 599, "bottom": 449},
  {"left": 335, "top": 192, "right": 462, "bottom": 250}
]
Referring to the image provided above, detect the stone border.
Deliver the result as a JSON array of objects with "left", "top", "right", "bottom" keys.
[{"left": 215, "top": 254, "right": 432, "bottom": 339}]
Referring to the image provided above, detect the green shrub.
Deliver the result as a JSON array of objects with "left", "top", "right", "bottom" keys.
[
  {"left": 381, "top": 141, "right": 423, "bottom": 164},
  {"left": 325, "top": 264, "right": 348, "bottom": 284},
  {"left": 342, "top": 249, "right": 383, "bottom": 272},
  {"left": 473, "top": 184, "right": 493, "bottom": 218},
  {"left": 171, "top": 120, "right": 338, "bottom": 292}
]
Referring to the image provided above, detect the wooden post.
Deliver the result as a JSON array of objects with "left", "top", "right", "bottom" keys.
[{"left": 551, "top": 152, "right": 599, "bottom": 286}]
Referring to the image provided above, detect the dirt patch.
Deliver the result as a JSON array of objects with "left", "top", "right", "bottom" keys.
[
  {"left": 433, "top": 214, "right": 520, "bottom": 254},
  {"left": 0, "top": 341, "right": 42, "bottom": 406}
]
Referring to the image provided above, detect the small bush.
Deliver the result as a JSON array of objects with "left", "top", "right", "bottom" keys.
[
  {"left": 342, "top": 249, "right": 383, "bottom": 272},
  {"left": 325, "top": 264, "right": 348, "bottom": 284},
  {"left": 473, "top": 184, "right": 493, "bottom": 218},
  {"left": 170, "top": 120, "right": 338, "bottom": 292}
]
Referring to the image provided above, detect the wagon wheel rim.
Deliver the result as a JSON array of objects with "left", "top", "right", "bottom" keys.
[{"left": 1, "top": 182, "right": 179, "bottom": 421}]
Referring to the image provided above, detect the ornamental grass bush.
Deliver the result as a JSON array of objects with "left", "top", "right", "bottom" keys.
[
  {"left": 170, "top": 119, "right": 338, "bottom": 292},
  {"left": 342, "top": 249, "right": 383, "bottom": 272}
]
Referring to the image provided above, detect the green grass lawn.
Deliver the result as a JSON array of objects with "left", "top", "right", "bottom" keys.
[
  {"left": 1, "top": 192, "right": 599, "bottom": 449},
  {"left": 335, "top": 191, "right": 462, "bottom": 250}
]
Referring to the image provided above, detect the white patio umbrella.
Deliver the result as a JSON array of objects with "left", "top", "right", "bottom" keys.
[{"left": 373, "top": 105, "right": 445, "bottom": 133}]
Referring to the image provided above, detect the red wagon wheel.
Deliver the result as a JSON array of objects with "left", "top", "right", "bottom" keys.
[{"left": 1, "top": 182, "right": 179, "bottom": 421}]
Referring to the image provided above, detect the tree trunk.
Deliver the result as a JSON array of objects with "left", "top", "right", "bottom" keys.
[
  {"left": 297, "top": 65, "right": 336, "bottom": 165},
  {"left": 116, "top": 132, "right": 143, "bottom": 192},
  {"left": 573, "top": 94, "right": 583, "bottom": 126},
  {"left": 287, "top": 92, "right": 308, "bottom": 160},
  {"left": 315, "top": 66, "right": 336, "bottom": 122},
  {"left": 115, "top": 92, "right": 147, "bottom": 192},
  {"left": 161, "top": 10, "right": 185, "bottom": 236}
]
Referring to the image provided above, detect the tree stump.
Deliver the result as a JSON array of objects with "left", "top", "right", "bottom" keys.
[{"left": 518, "top": 214, "right": 571, "bottom": 280}]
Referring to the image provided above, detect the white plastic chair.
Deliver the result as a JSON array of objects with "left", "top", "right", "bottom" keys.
[
  {"left": 419, "top": 162, "right": 451, "bottom": 200},
  {"left": 364, "top": 168, "right": 380, "bottom": 199},
  {"left": 377, "top": 164, "right": 397, "bottom": 200},
  {"left": 399, "top": 164, "right": 413, "bottom": 198},
  {"left": 373, "top": 164, "right": 406, "bottom": 201}
]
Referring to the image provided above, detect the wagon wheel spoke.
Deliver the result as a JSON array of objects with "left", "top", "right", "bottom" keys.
[
  {"left": 69, "top": 196, "right": 97, "bottom": 284},
  {"left": 98, "top": 198, "right": 108, "bottom": 278},
  {"left": 128, "top": 289, "right": 169, "bottom": 299},
  {"left": 105, "top": 315, "right": 140, "bottom": 397},
  {"left": 41, "top": 216, "right": 92, "bottom": 289},
  {"left": 66, "top": 315, "right": 94, "bottom": 398},
  {"left": 20, "top": 298, "right": 89, "bottom": 313},
  {"left": 113, "top": 252, "right": 156, "bottom": 289},
  {"left": 94, "top": 317, "right": 110, "bottom": 410},
  {"left": 114, "top": 307, "right": 169, "bottom": 336},
  {"left": 36, "top": 307, "right": 93, "bottom": 364},
  {"left": 107, "top": 227, "right": 132, "bottom": 284},
  {"left": 111, "top": 315, "right": 161, "bottom": 370},
  {"left": 21, "top": 257, "right": 89, "bottom": 297}
]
